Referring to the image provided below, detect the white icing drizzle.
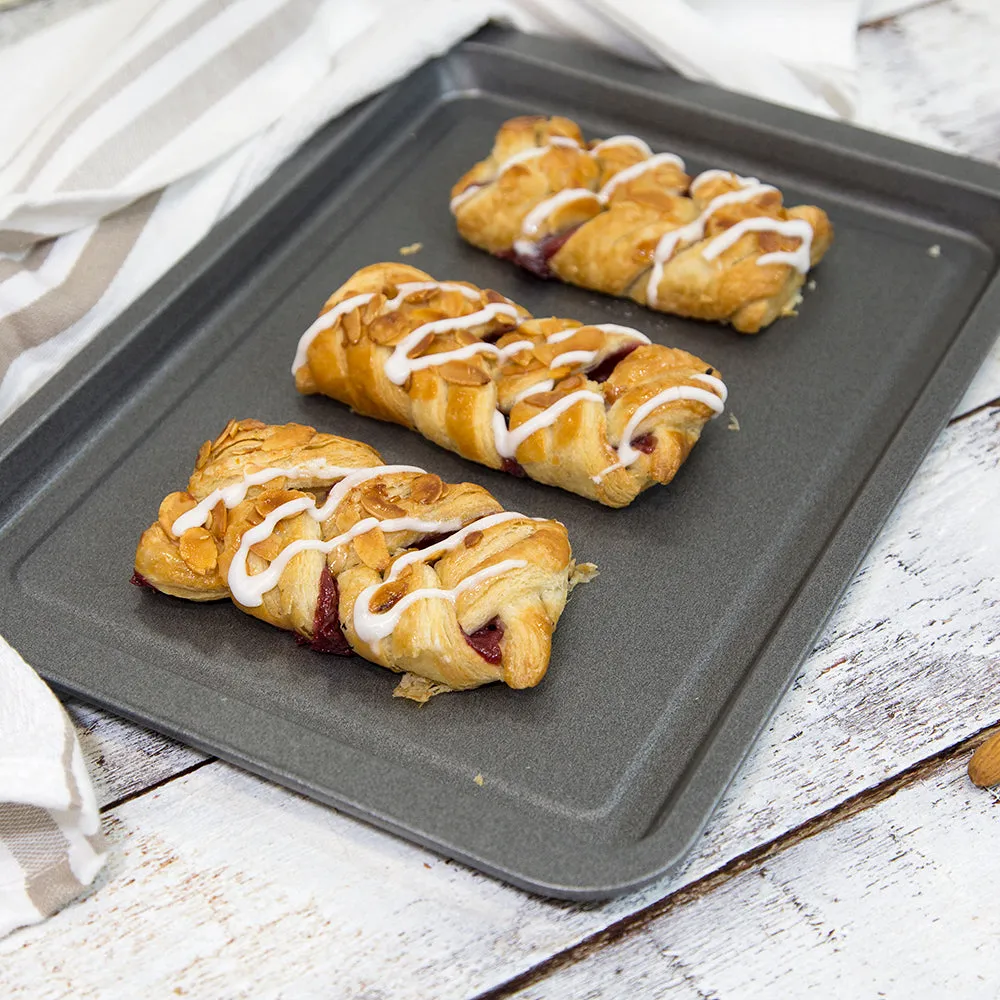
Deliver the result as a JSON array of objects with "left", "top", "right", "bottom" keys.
[
  {"left": 171, "top": 462, "right": 363, "bottom": 536},
  {"left": 292, "top": 293, "right": 374, "bottom": 375},
  {"left": 644, "top": 183, "right": 780, "bottom": 307},
  {"left": 381, "top": 511, "right": 530, "bottom": 583},
  {"left": 598, "top": 152, "right": 686, "bottom": 201},
  {"left": 353, "top": 559, "right": 527, "bottom": 644},
  {"left": 511, "top": 379, "right": 555, "bottom": 405},
  {"left": 702, "top": 217, "right": 814, "bottom": 272},
  {"left": 449, "top": 184, "right": 484, "bottom": 213},
  {"left": 521, "top": 188, "right": 602, "bottom": 238},
  {"left": 211, "top": 463, "right": 429, "bottom": 607},
  {"left": 593, "top": 324, "right": 651, "bottom": 344},
  {"left": 592, "top": 135, "right": 655, "bottom": 158},
  {"left": 692, "top": 371, "right": 728, "bottom": 403},
  {"left": 229, "top": 509, "right": 464, "bottom": 609},
  {"left": 309, "top": 465, "right": 425, "bottom": 521},
  {"left": 293, "top": 283, "right": 484, "bottom": 376},
  {"left": 513, "top": 153, "right": 688, "bottom": 258},
  {"left": 543, "top": 324, "right": 650, "bottom": 346},
  {"left": 448, "top": 138, "right": 583, "bottom": 213},
  {"left": 178, "top": 458, "right": 536, "bottom": 660},
  {"left": 383, "top": 281, "right": 480, "bottom": 311},
  {"left": 491, "top": 390, "right": 604, "bottom": 459},
  {"left": 592, "top": 380, "right": 727, "bottom": 483},
  {"left": 550, "top": 349, "right": 599, "bottom": 370},
  {"left": 383, "top": 303, "right": 523, "bottom": 384},
  {"left": 689, "top": 170, "right": 759, "bottom": 194},
  {"left": 544, "top": 326, "right": 586, "bottom": 345}
]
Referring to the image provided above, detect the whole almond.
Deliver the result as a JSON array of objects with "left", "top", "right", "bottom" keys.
[
  {"left": 969, "top": 731, "right": 1000, "bottom": 788},
  {"left": 438, "top": 361, "right": 490, "bottom": 386}
]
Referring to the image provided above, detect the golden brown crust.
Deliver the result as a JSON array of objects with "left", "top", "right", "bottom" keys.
[
  {"left": 450, "top": 117, "right": 834, "bottom": 334},
  {"left": 133, "top": 420, "right": 586, "bottom": 699},
  {"left": 294, "top": 263, "right": 724, "bottom": 508}
]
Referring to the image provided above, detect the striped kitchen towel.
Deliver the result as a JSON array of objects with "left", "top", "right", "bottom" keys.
[
  {"left": 0, "top": 0, "right": 494, "bottom": 421},
  {"left": 0, "top": 636, "right": 106, "bottom": 938}
]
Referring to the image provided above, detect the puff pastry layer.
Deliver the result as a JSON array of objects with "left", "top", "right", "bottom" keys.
[
  {"left": 293, "top": 262, "right": 726, "bottom": 508},
  {"left": 133, "top": 419, "right": 592, "bottom": 701},
  {"left": 450, "top": 116, "right": 833, "bottom": 333}
]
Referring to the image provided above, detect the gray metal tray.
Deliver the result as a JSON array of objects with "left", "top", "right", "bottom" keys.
[{"left": 2, "top": 28, "right": 998, "bottom": 900}]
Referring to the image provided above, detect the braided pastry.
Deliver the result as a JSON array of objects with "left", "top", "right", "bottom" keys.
[
  {"left": 132, "top": 419, "right": 593, "bottom": 702},
  {"left": 450, "top": 115, "right": 834, "bottom": 334},
  {"left": 293, "top": 262, "right": 726, "bottom": 508}
]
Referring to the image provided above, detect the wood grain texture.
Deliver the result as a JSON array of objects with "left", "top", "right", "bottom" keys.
[
  {"left": 859, "top": 0, "right": 1000, "bottom": 162},
  {"left": 4, "top": 404, "right": 996, "bottom": 999},
  {"left": 858, "top": 0, "right": 1000, "bottom": 420},
  {"left": 509, "top": 749, "right": 1000, "bottom": 1000},
  {"left": 64, "top": 699, "right": 207, "bottom": 809}
]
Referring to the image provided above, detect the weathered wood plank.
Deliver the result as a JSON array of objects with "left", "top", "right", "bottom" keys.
[
  {"left": 508, "top": 747, "right": 1000, "bottom": 1000},
  {"left": 858, "top": 0, "right": 1000, "bottom": 418},
  {"left": 859, "top": 0, "right": 1000, "bottom": 164},
  {"left": 3, "top": 403, "right": 996, "bottom": 999},
  {"left": 63, "top": 699, "right": 207, "bottom": 809}
]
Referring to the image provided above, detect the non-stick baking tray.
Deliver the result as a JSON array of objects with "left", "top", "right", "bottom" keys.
[{"left": 2, "top": 27, "right": 999, "bottom": 899}]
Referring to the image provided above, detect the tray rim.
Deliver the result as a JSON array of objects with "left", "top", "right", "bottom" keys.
[{"left": 2, "top": 27, "right": 1000, "bottom": 899}]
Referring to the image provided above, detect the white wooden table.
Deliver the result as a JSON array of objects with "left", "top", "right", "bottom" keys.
[{"left": 3, "top": 2, "right": 1000, "bottom": 997}]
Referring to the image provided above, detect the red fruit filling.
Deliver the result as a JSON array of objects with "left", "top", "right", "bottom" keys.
[
  {"left": 588, "top": 344, "right": 639, "bottom": 383},
  {"left": 630, "top": 433, "right": 657, "bottom": 454},
  {"left": 498, "top": 225, "right": 582, "bottom": 278},
  {"left": 304, "top": 565, "right": 354, "bottom": 656},
  {"left": 130, "top": 571, "right": 156, "bottom": 591},
  {"left": 463, "top": 617, "right": 504, "bottom": 664},
  {"left": 502, "top": 457, "right": 527, "bottom": 477}
]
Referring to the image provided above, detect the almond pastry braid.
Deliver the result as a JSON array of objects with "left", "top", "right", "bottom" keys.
[
  {"left": 450, "top": 115, "right": 834, "bottom": 334},
  {"left": 133, "top": 420, "right": 593, "bottom": 702},
  {"left": 293, "top": 262, "right": 727, "bottom": 508}
]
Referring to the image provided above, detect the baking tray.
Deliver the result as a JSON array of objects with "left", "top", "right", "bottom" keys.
[{"left": 2, "top": 27, "right": 999, "bottom": 900}]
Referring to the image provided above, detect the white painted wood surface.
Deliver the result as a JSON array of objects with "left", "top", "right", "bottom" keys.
[
  {"left": 3, "top": 2, "right": 1000, "bottom": 997},
  {"left": 64, "top": 700, "right": 206, "bottom": 809},
  {"left": 2, "top": 404, "right": 996, "bottom": 1000},
  {"left": 511, "top": 749, "right": 1000, "bottom": 1000}
]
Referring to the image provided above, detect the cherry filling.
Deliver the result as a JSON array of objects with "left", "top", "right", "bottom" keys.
[
  {"left": 501, "top": 456, "right": 527, "bottom": 478},
  {"left": 303, "top": 564, "right": 354, "bottom": 656},
  {"left": 130, "top": 571, "right": 156, "bottom": 591},
  {"left": 588, "top": 344, "right": 639, "bottom": 383},
  {"left": 630, "top": 433, "right": 657, "bottom": 454},
  {"left": 463, "top": 616, "right": 504, "bottom": 664},
  {"left": 498, "top": 224, "right": 583, "bottom": 279}
]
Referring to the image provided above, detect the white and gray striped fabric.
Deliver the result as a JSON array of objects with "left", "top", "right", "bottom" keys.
[
  {"left": 0, "top": 0, "right": 494, "bottom": 421},
  {"left": 0, "top": 636, "right": 105, "bottom": 938}
]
